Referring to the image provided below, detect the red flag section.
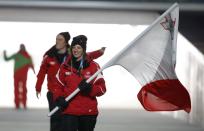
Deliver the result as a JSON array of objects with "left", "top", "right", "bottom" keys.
[{"left": 138, "top": 79, "right": 191, "bottom": 113}]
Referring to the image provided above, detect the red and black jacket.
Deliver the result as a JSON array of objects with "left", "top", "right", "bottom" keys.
[{"left": 57, "top": 56, "right": 106, "bottom": 115}]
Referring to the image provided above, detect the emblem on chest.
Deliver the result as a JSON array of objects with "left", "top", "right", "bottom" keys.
[
  {"left": 84, "top": 71, "right": 91, "bottom": 78},
  {"left": 49, "top": 61, "right": 56, "bottom": 65},
  {"left": 65, "top": 71, "right": 72, "bottom": 76}
]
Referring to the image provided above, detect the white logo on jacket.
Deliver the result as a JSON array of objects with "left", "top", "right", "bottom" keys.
[
  {"left": 84, "top": 71, "right": 91, "bottom": 79},
  {"left": 65, "top": 71, "right": 72, "bottom": 76},
  {"left": 49, "top": 61, "right": 56, "bottom": 65}
]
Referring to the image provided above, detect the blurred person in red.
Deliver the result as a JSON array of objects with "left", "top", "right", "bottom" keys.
[{"left": 3, "top": 44, "right": 35, "bottom": 109}]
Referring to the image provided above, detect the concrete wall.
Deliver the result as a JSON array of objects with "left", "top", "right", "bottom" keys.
[
  {"left": 170, "top": 34, "right": 204, "bottom": 128},
  {"left": 0, "top": 6, "right": 158, "bottom": 24}
]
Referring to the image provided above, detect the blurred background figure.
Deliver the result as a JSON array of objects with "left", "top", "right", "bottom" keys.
[{"left": 3, "top": 44, "right": 35, "bottom": 110}]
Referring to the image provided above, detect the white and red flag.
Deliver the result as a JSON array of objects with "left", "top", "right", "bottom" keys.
[{"left": 105, "top": 3, "right": 191, "bottom": 113}]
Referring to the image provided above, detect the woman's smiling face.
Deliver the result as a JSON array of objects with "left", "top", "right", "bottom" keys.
[{"left": 72, "top": 44, "right": 84, "bottom": 59}]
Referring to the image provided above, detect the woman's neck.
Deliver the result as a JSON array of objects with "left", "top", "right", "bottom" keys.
[
  {"left": 76, "top": 56, "right": 83, "bottom": 61},
  {"left": 58, "top": 47, "right": 67, "bottom": 54}
]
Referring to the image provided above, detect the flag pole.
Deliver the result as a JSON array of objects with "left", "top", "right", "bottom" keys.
[
  {"left": 47, "top": 3, "right": 179, "bottom": 117},
  {"left": 172, "top": 5, "right": 179, "bottom": 67}
]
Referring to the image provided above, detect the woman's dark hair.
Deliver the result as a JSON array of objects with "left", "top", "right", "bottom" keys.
[
  {"left": 44, "top": 43, "right": 70, "bottom": 64},
  {"left": 44, "top": 45, "right": 57, "bottom": 57},
  {"left": 45, "top": 32, "right": 71, "bottom": 57},
  {"left": 59, "top": 32, "right": 71, "bottom": 44},
  {"left": 68, "top": 35, "right": 90, "bottom": 75}
]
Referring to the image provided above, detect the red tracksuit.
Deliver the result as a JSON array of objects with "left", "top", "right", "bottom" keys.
[
  {"left": 4, "top": 50, "right": 34, "bottom": 109},
  {"left": 35, "top": 50, "right": 103, "bottom": 96},
  {"left": 57, "top": 56, "right": 106, "bottom": 116}
]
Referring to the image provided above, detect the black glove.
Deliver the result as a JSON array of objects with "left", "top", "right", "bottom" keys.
[
  {"left": 55, "top": 96, "right": 69, "bottom": 109},
  {"left": 78, "top": 79, "right": 92, "bottom": 95}
]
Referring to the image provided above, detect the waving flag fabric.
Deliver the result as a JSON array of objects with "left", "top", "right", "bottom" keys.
[{"left": 107, "top": 3, "right": 191, "bottom": 113}]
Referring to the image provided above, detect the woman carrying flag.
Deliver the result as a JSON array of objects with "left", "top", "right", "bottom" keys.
[
  {"left": 35, "top": 32, "right": 105, "bottom": 131},
  {"left": 55, "top": 35, "right": 106, "bottom": 131}
]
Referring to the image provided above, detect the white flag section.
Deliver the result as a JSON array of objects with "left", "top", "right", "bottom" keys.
[
  {"left": 48, "top": 3, "right": 191, "bottom": 117},
  {"left": 104, "top": 3, "right": 191, "bottom": 113}
]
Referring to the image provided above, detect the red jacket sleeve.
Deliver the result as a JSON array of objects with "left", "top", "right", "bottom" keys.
[
  {"left": 87, "top": 49, "right": 104, "bottom": 61},
  {"left": 35, "top": 56, "right": 48, "bottom": 92},
  {"left": 89, "top": 64, "right": 106, "bottom": 97}
]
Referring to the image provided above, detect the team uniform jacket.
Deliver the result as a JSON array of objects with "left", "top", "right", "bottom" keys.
[{"left": 57, "top": 56, "right": 106, "bottom": 116}]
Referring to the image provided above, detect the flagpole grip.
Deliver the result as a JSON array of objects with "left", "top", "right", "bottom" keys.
[{"left": 47, "top": 88, "right": 80, "bottom": 117}]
